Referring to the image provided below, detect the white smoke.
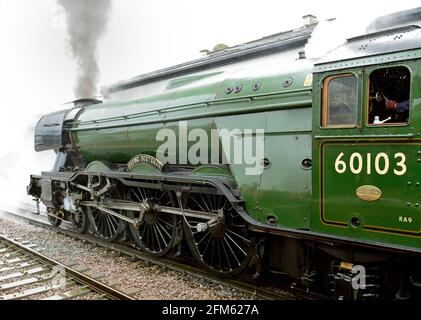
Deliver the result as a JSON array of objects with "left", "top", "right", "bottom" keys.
[
  {"left": 58, "top": 0, "right": 112, "bottom": 98},
  {"left": 0, "top": 119, "right": 55, "bottom": 214},
  {"left": 0, "top": 1, "right": 113, "bottom": 216}
]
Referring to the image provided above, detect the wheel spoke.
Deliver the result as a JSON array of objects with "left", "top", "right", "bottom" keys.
[
  {"left": 209, "top": 239, "right": 216, "bottom": 267},
  {"left": 195, "top": 231, "right": 210, "bottom": 246},
  {"left": 97, "top": 210, "right": 104, "bottom": 231},
  {"left": 157, "top": 217, "right": 174, "bottom": 229},
  {"left": 146, "top": 225, "right": 153, "bottom": 249},
  {"left": 224, "top": 237, "right": 241, "bottom": 266},
  {"left": 191, "top": 196, "right": 207, "bottom": 212},
  {"left": 200, "top": 234, "right": 212, "bottom": 258},
  {"left": 104, "top": 215, "right": 111, "bottom": 237},
  {"left": 200, "top": 194, "right": 212, "bottom": 213},
  {"left": 226, "top": 229, "right": 251, "bottom": 244},
  {"left": 109, "top": 212, "right": 119, "bottom": 227},
  {"left": 155, "top": 223, "right": 169, "bottom": 247},
  {"left": 217, "top": 239, "right": 222, "bottom": 269},
  {"left": 158, "top": 192, "right": 166, "bottom": 201},
  {"left": 132, "top": 189, "right": 142, "bottom": 203},
  {"left": 156, "top": 220, "right": 171, "bottom": 239},
  {"left": 153, "top": 225, "right": 164, "bottom": 251},
  {"left": 220, "top": 239, "right": 232, "bottom": 271},
  {"left": 225, "top": 232, "right": 247, "bottom": 257},
  {"left": 107, "top": 214, "right": 117, "bottom": 235},
  {"left": 140, "top": 223, "right": 147, "bottom": 240},
  {"left": 138, "top": 187, "right": 146, "bottom": 200}
]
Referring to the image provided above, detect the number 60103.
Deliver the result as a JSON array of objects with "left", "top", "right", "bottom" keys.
[{"left": 334, "top": 152, "right": 407, "bottom": 176}]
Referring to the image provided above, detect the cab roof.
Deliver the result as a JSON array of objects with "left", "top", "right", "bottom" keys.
[{"left": 315, "top": 25, "right": 421, "bottom": 73}]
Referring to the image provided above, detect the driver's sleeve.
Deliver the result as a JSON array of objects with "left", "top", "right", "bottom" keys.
[{"left": 396, "top": 100, "right": 409, "bottom": 113}]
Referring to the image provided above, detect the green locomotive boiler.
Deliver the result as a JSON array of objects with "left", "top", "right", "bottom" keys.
[{"left": 28, "top": 21, "right": 421, "bottom": 299}]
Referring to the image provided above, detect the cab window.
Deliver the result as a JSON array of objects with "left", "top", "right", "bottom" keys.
[
  {"left": 322, "top": 74, "right": 358, "bottom": 127},
  {"left": 367, "top": 66, "right": 410, "bottom": 126}
]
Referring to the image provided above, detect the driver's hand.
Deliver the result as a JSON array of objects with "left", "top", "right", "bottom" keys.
[{"left": 385, "top": 100, "right": 397, "bottom": 111}]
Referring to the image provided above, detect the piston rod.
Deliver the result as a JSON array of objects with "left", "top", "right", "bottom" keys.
[{"left": 79, "top": 200, "right": 216, "bottom": 226}]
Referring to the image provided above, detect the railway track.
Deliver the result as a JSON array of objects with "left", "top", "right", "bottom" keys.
[
  {"left": 0, "top": 205, "right": 323, "bottom": 300},
  {"left": 0, "top": 234, "right": 135, "bottom": 300}
]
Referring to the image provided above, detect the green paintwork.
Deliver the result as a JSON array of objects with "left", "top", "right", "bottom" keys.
[
  {"left": 320, "top": 143, "right": 420, "bottom": 234},
  {"left": 70, "top": 59, "right": 313, "bottom": 229},
  {"left": 191, "top": 165, "right": 233, "bottom": 178},
  {"left": 85, "top": 161, "right": 111, "bottom": 172},
  {"left": 65, "top": 35, "right": 421, "bottom": 251},
  {"left": 129, "top": 163, "right": 162, "bottom": 174}
]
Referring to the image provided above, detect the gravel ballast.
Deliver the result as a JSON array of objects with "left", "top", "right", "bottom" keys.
[{"left": 0, "top": 216, "right": 252, "bottom": 300}]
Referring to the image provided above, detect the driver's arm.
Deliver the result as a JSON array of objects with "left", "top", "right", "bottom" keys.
[{"left": 385, "top": 99, "right": 409, "bottom": 113}]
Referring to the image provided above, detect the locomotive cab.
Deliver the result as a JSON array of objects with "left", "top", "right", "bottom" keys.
[{"left": 312, "top": 25, "right": 421, "bottom": 248}]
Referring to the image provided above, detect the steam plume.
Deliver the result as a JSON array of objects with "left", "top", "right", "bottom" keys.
[{"left": 58, "top": 0, "right": 111, "bottom": 98}]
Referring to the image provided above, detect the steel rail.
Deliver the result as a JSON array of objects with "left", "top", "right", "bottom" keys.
[{"left": 0, "top": 234, "right": 135, "bottom": 300}]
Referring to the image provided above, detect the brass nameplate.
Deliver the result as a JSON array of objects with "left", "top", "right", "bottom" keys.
[
  {"left": 356, "top": 185, "right": 382, "bottom": 202},
  {"left": 128, "top": 154, "right": 163, "bottom": 172}
]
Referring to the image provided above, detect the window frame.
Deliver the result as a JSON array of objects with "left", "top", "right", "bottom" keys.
[
  {"left": 365, "top": 65, "right": 412, "bottom": 128},
  {"left": 321, "top": 73, "right": 359, "bottom": 129}
]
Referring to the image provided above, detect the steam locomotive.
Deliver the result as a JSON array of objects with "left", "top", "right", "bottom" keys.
[{"left": 28, "top": 18, "right": 421, "bottom": 299}]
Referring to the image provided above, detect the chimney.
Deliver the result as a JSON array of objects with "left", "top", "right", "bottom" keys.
[
  {"left": 303, "top": 14, "right": 318, "bottom": 27},
  {"left": 72, "top": 99, "right": 102, "bottom": 108},
  {"left": 298, "top": 50, "right": 306, "bottom": 60}
]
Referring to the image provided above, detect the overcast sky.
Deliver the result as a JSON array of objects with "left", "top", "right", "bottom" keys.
[
  {"left": 0, "top": 0, "right": 419, "bottom": 206},
  {"left": 1, "top": 0, "right": 420, "bottom": 109}
]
